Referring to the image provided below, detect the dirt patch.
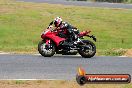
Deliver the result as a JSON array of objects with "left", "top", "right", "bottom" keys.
[
  {"left": 0, "top": 7, "right": 14, "bottom": 13},
  {"left": 124, "top": 49, "right": 132, "bottom": 57}
]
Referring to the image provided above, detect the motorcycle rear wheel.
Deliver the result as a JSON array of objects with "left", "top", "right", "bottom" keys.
[
  {"left": 78, "top": 40, "right": 96, "bottom": 58},
  {"left": 38, "top": 40, "right": 56, "bottom": 57}
]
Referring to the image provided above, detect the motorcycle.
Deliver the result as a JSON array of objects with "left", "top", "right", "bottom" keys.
[{"left": 38, "top": 26, "right": 96, "bottom": 58}]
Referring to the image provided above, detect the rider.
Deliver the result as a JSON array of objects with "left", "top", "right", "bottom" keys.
[{"left": 48, "top": 17, "right": 80, "bottom": 44}]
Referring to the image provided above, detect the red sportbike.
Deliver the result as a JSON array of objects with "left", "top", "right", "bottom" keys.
[{"left": 38, "top": 26, "right": 96, "bottom": 58}]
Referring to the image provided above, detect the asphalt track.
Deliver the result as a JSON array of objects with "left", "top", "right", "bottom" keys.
[
  {"left": 17, "top": 0, "right": 132, "bottom": 9},
  {"left": 0, "top": 54, "right": 132, "bottom": 80}
]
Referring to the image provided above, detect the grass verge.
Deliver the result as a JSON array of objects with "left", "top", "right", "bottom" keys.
[
  {"left": 0, "top": 0, "right": 132, "bottom": 55},
  {"left": 0, "top": 80, "right": 132, "bottom": 88},
  {"left": 97, "top": 48, "right": 126, "bottom": 56}
]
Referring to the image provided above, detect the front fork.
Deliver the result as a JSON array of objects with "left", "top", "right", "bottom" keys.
[
  {"left": 45, "top": 39, "right": 52, "bottom": 50},
  {"left": 45, "top": 39, "right": 50, "bottom": 45}
]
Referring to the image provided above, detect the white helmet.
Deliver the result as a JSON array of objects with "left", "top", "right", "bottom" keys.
[{"left": 54, "top": 17, "right": 62, "bottom": 27}]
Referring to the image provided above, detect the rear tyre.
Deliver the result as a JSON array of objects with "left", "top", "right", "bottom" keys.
[
  {"left": 78, "top": 40, "right": 96, "bottom": 58},
  {"left": 38, "top": 40, "right": 56, "bottom": 57}
]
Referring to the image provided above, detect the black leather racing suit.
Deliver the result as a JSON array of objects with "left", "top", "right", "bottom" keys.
[{"left": 49, "top": 21, "right": 79, "bottom": 42}]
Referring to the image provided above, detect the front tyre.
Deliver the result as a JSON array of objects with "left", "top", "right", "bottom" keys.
[
  {"left": 78, "top": 40, "right": 96, "bottom": 58},
  {"left": 38, "top": 40, "right": 56, "bottom": 57}
]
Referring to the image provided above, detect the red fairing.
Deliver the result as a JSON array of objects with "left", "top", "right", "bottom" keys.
[
  {"left": 41, "top": 34, "right": 45, "bottom": 39},
  {"left": 41, "top": 29, "right": 66, "bottom": 46},
  {"left": 45, "top": 34, "right": 65, "bottom": 46}
]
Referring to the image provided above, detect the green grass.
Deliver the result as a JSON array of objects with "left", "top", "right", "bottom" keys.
[
  {"left": 15, "top": 80, "right": 26, "bottom": 84},
  {"left": 0, "top": 0, "right": 132, "bottom": 54}
]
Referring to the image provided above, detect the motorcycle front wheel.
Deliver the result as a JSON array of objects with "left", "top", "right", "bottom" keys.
[
  {"left": 38, "top": 40, "right": 56, "bottom": 57},
  {"left": 78, "top": 40, "right": 96, "bottom": 58}
]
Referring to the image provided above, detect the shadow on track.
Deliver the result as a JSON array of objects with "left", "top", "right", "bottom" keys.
[{"left": 38, "top": 55, "right": 96, "bottom": 60}]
